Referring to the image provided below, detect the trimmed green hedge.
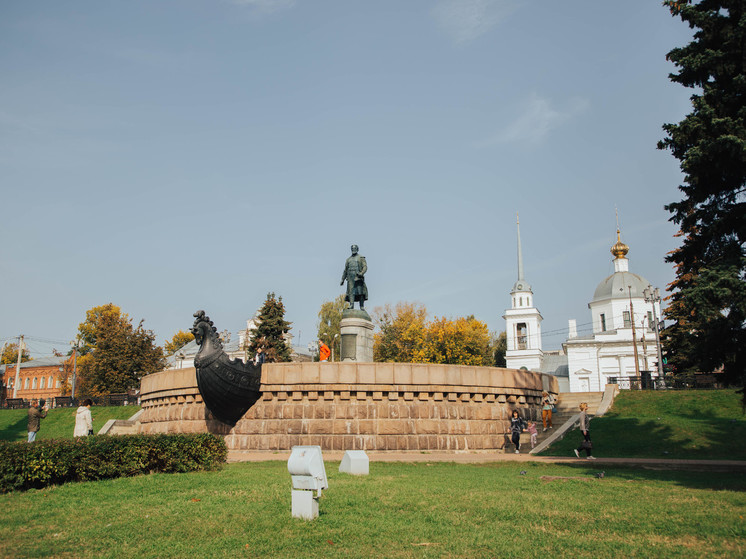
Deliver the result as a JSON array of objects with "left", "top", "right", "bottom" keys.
[{"left": 0, "top": 433, "right": 227, "bottom": 493}]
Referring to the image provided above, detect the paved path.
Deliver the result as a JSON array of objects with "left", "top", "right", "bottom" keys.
[{"left": 227, "top": 450, "right": 746, "bottom": 472}]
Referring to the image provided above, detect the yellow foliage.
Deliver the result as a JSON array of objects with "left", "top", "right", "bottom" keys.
[
  {"left": 419, "top": 316, "right": 492, "bottom": 365},
  {"left": 373, "top": 303, "right": 492, "bottom": 365},
  {"left": 373, "top": 302, "right": 428, "bottom": 363}
]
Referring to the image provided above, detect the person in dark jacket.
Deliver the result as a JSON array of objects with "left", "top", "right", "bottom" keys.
[
  {"left": 509, "top": 409, "right": 527, "bottom": 454},
  {"left": 573, "top": 402, "right": 596, "bottom": 459},
  {"left": 27, "top": 399, "right": 48, "bottom": 442}
]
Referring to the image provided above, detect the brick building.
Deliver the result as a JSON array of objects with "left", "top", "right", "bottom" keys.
[{"left": 1, "top": 356, "right": 68, "bottom": 403}]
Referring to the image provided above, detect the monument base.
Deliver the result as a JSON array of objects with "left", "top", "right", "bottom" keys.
[
  {"left": 340, "top": 311, "right": 374, "bottom": 362},
  {"left": 137, "top": 364, "right": 560, "bottom": 452}
]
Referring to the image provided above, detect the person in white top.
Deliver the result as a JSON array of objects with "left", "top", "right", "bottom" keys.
[{"left": 74, "top": 398, "right": 93, "bottom": 437}]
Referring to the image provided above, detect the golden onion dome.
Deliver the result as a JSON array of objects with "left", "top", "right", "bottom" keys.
[{"left": 610, "top": 229, "right": 629, "bottom": 259}]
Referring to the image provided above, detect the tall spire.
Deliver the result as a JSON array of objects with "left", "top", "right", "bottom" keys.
[
  {"left": 517, "top": 213, "right": 524, "bottom": 282},
  {"left": 611, "top": 210, "right": 630, "bottom": 272},
  {"left": 511, "top": 213, "right": 532, "bottom": 294}
]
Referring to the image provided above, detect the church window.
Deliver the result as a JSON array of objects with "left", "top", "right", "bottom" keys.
[
  {"left": 40, "top": 377, "right": 45, "bottom": 389},
  {"left": 519, "top": 297, "right": 523, "bottom": 307},
  {"left": 623, "top": 311, "right": 631, "bottom": 328},
  {"left": 32, "top": 377, "right": 38, "bottom": 389},
  {"left": 600, "top": 314, "right": 607, "bottom": 332},
  {"left": 24, "top": 378, "right": 30, "bottom": 389},
  {"left": 56, "top": 379, "right": 61, "bottom": 388},
  {"left": 48, "top": 376, "right": 54, "bottom": 388},
  {"left": 517, "top": 323, "right": 527, "bottom": 350}
]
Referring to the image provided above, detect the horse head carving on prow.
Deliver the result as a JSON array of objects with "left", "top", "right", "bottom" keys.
[
  {"left": 190, "top": 310, "right": 263, "bottom": 426},
  {"left": 192, "top": 310, "right": 223, "bottom": 356}
]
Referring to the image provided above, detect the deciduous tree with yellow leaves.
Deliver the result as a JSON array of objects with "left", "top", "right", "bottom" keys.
[{"left": 373, "top": 303, "right": 494, "bottom": 365}]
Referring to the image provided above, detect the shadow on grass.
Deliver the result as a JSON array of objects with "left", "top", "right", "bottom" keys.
[
  {"left": 475, "top": 461, "right": 746, "bottom": 493},
  {"left": 0, "top": 416, "right": 27, "bottom": 442},
  {"left": 541, "top": 415, "right": 746, "bottom": 461},
  {"left": 557, "top": 462, "right": 746, "bottom": 492}
]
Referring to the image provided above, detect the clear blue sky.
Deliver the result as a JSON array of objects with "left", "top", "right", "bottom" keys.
[{"left": 1, "top": 1, "right": 693, "bottom": 357}]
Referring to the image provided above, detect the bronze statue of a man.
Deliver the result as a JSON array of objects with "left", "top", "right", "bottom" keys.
[{"left": 340, "top": 244, "right": 368, "bottom": 310}]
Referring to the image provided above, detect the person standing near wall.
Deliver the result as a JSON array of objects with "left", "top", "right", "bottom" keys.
[
  {"left": 27, "top": 399, "right": 48, "bottom": 442},
  {"left": 509, "top": 409, "right": 527, "bottom": 454}
]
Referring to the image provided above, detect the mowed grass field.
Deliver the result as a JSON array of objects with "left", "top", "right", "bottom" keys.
[
  {"left": 542, "top": 389, "right": 746, "bottom": 461},
  {"left": 0, "top": 460, "right": 744, "bottom": 558},
  {"left": 0, "top": 405, "right": 140, "bottom": 441}
]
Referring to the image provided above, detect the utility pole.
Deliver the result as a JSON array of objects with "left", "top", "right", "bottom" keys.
[
  {"left": 12, "top": 334, "right": 24, "bottom": 398},
  {"left": 640, "top": 319, "right": 649, "bottom": 371},
  {"left": 628, "top": 287, "right": 641, "bottom": 379}
]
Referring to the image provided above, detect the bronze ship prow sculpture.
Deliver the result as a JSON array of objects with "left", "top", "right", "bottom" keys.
[{"left": 191, "top": 310, "right": 262, "bottom": 426}]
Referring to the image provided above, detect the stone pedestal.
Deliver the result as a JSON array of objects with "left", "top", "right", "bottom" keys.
[
  {"left": 340, "top": 310, "right": 374, "bottom": 362},
  {"left": 291, "top": 490, "right": 319, "bottom": 520}
]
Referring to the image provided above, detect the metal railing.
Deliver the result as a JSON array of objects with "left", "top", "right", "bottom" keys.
[
  {"left": 608, "top": 372, "right": 725, "bottom": 390},
  {"left": 1, "top": 393, "right": 139, "bottom": 409}
]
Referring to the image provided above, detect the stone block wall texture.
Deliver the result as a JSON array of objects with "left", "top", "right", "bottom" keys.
[{"left": 139, "top": 363, "right": 559, "bottom": 452}]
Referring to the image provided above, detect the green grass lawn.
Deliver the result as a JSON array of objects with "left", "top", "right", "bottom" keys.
[
  {"left": 542, "top": 389, "right": 746, "bottom": 461},
  {"left": 0, "top": 461, "right": 743, "bottom": 558},
  {"left": 0, "top": 405, "right": 140, "bottom": 442}
]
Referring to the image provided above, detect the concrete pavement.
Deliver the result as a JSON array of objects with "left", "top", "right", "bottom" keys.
[{"left": 227, "top": 450, "right": 746, "bottom": 472}]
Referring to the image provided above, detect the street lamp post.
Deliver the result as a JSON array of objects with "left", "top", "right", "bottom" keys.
[
  {"left": 643, "top": 286, "right": 665, "bottom": 384},
  {"left": 70, "top": 336, "right": 81, "bottom": 400},
  {"left": 307, "top": 341, "right": 317, "bottom": 362},
  {"left": 628, "top": 286, "right": 641, "bottom": 379}
]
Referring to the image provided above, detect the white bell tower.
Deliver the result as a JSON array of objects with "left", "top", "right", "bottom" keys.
[{"left": 503, "top": 215, "right": 543, "bottom": 370}]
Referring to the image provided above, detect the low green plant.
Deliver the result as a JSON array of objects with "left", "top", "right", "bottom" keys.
[{"left": 0, "top": 433, "right": 226, "bottom": 493}]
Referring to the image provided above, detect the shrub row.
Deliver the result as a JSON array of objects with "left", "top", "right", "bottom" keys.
[{"left": 0, "top": 433, "right": 227, "bottom": 493}]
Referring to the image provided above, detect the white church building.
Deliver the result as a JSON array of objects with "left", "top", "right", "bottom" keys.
[{"left": 504, "top": 221, "right": 663, "bottom": 393}]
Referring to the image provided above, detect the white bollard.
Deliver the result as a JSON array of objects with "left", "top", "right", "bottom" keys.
[
  {"left": 339, "top": 450, "right": 369, "bottom": 475},
  {"left": 287, "top": 446, "right": 328, "bottom": 520}
]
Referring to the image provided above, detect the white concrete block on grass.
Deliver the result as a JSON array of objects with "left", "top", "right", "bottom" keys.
[{"left": 339, "top": 450, "right": 369, "bottom": 475}]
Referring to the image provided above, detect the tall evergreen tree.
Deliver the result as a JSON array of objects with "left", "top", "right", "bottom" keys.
[
  {"left": 247, "top": 293, "right": 292, "bottom": 363},
  {"left": 658, "top": 1, "right": 746, "bottom": 387}
]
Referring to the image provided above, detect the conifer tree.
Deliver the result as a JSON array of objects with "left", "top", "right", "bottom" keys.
[
  {"left": 247, "top": 293, "right": 292, "bottom": 363},
  {"left": 658, "top": 0, "right": 746, "bottom": 387}
]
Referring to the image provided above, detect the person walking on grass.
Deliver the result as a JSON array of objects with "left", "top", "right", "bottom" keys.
[
  {"left": 510, "top": 410, "right": 527, "bottom": 454},
  {"left": 27, "top": 399, "right": 48, "bottom": 442},
  {"left": 573, "top": 402, "right": 596, "bottom": 460},
  {"left": 74, "top": 398, "right": 93, "bottom": 437}
]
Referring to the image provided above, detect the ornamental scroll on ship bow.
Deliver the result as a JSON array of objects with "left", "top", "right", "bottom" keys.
[{"left": 191, "top": 310, "right": 262, "bottom": 426}]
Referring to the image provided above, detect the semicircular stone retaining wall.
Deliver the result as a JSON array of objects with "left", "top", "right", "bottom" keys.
[{"left": 138, "top": 362, "right": 558, "bottom": 452}]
